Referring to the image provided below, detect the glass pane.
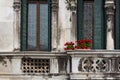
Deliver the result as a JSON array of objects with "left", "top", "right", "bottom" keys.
[
  {"left": 83, "top": 2, "right": 93, "bottom": 40},
  {"left": 40, "top": 4, "right": 48, "bottom": 50},
  {"left": 27, "top": 4, "right": 37, "bottom": 50}
]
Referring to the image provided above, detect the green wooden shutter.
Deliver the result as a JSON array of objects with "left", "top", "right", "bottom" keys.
[
  {"left": 21, "top": 0, "right": 27, "bottom": 51},
  {"left": 77, "top": 0, "right": 83, "bottom": 40},
  {"left": 94, "top": 0, "right": 105, "bottom": 49},
  {"left": 48, "top": 0, "right": 51, "bottom": 51},
  {"left": 115, "top": 0, "right": 120, "bottom": 49}
]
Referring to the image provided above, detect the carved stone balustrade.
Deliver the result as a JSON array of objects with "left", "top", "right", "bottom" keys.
[
  {"left": 0, "top": 52, "right": 68, "bottom": 80},
  {"left": 67, "top": 50, "right": 120, "bottom": 79},
  {"left": 0, "top": 50, "right": 120, "bottom": 80}
]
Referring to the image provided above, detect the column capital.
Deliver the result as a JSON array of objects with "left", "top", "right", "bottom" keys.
[
  {"left": 105, "top": 0, "right": 115, "bottom": 15},
  {"left": 66, "top": 0, "right": 77, "bottom": 11},
  {"left": 51, "top": 0, "right": 59, "bottom": 12},
  {"left": 13, "top": 0, "right": 21, "bottom": 12}
]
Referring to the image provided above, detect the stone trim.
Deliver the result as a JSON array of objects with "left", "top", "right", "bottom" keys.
[
  {"left": 0, "top": 52, "right": 66, "bottom": 57},
  {"left": 51, "top": 0, "right": 59, "bottom": 51},
  {"left": 13, "top": 0, "right": 21, "bottom": 51}
]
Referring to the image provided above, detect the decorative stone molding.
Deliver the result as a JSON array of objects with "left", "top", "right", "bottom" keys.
[{"left": 105, "top": 0, "right": 115, "bottom": 50}]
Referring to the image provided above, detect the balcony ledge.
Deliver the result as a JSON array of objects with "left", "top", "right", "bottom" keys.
[
  {"left": 0, "top": 51, "right": 67, "bottom": 58},
  {"left": 67, "top": 50, "right": 120, "bottom": 57}
]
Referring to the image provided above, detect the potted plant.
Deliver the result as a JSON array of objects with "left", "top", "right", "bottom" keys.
[
  {"left": 64, "top": 41, "right": 75, "bottom": 50},
  {"left": 75, "top": 39, "right": 92, "bottom": 49}
]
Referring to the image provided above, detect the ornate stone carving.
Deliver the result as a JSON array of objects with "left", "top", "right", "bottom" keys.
[
  {"left": 13, "top": 0, "right": 21, "bottom": 12},
  {"left": 82, "top": 58, "right": 94, "bottom": 72},
  {"left": 77, "top": 57, "right": 120, "bottom": 73},
  {"left": 95, "top": 59, "right": 108, "bottom": 72},
  {"left": 51, "top": 0, "right": 59, "bottom": 12},
  {"left": 66, "top": 0, "right": 77, "bottom": 11},
  {"left": 79, "top": 58, "right": 109, "bottom": 72}
]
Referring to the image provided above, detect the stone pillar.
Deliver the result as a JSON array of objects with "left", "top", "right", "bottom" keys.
[
  {"left": 70, "top": 0, "right": 77, "bottom": 44},
  {"left": 13, "top": 0, "right": 21, "bottom": 51},
  {"left": 105, "top": 0, "right": 115, "bottom": 50},
  {"left": 51, "top": 0, "right": 59, "bottom": 51}
]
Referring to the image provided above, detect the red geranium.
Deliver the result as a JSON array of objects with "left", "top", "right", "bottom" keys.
[
  {"left": 76, "top": 39, "right": 92, "bottom": 49},
  {"left": 64, "top": 41, "right": 75, "bottom": 50}
]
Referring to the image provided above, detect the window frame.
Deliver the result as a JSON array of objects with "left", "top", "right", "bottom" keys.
[
  {"left": 21, "top": 0, "right": 51, "bottom": 51},
  {"left": 77, "top": 0, "right": 105, "bottom": 49}
]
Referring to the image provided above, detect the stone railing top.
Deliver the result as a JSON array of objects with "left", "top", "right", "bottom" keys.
[
  {"left": 67, "top": 50, "right": 120, "bottom": 57},
  {"left": 0, "top": 51, "right": 67, "bottom": 57},
  {"left": 0, "top": 50, "right": 120, "bottom": 57}
]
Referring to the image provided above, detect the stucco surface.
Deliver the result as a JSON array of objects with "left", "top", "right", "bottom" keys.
[{"left": 0, "top": 0, "right": 14, "bottom": 51}]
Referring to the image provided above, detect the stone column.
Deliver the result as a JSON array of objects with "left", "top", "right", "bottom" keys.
[
  {"left": 51, "top": 0, "right": 59, "bottom": 51},
  {"left": 13, "top": 0, "right": 21, "bottom": 51},
  {"left": 70, "top": 0, "right": 77, "bottom": 44},
  {"left": 105, "top": 0, "right": 115, "bottom": 50}
]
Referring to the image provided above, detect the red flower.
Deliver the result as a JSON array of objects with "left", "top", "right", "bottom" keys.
[
  {"left": 64, "top": 48, "right": 67, "bottom": 50},
  {"left": 64, "top": 41, "right": 75, "bottom": 50}
]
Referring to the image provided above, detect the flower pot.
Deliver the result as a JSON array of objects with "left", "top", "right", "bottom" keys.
[{"left": 75, "top": 48, "right": 91, "bottom": 50}]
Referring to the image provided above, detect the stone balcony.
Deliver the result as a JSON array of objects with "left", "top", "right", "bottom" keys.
[
  {"left": 0, "top": 50, "right": 120, "bottom": 80},
  {"left": 67, "top": 50, "right": 120, "bottom": 79},
  {"left": 0, "top": 51, "right": 68, "bottom": 80}
]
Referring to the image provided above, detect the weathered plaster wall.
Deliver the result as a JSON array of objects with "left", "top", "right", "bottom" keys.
[
  {"left": 0, "top": 0, "right": 75, "bottom": 52},
  {"left": 0, "top": 0, "right": 14, "bottom": 52}
]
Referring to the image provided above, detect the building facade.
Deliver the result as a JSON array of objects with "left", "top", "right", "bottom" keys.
[{"left": 0, "top": 0, "right": 120, "bottom": 80}]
